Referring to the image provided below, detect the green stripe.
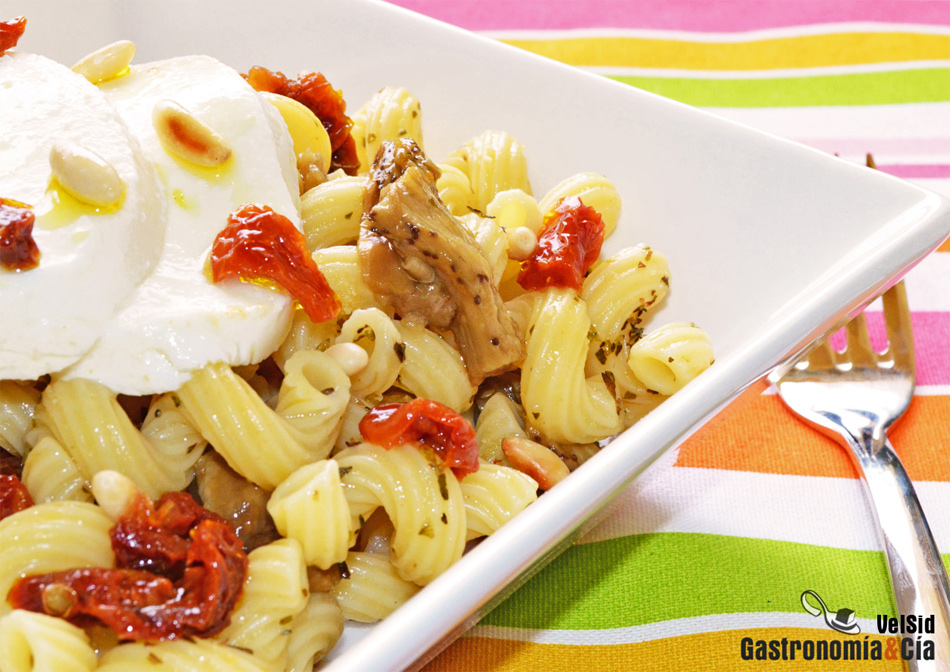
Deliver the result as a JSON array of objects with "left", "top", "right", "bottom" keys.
[
  {"left": 607, "top": 68, "right": 950, "bottom": 107},
  {"left": 483, "top": 532, "right": 950, "bottom": 630}
]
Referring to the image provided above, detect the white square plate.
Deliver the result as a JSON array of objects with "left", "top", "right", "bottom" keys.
[{"left": 13, "top": 1, "right": 950, "bottom": 669}]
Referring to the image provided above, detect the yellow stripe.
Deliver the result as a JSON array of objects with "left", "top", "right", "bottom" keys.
[
  {"left": 426, "top": 629, "right": 904, "bottom": 671},
  {"left": 501, "top": 32, "right": 950, "bottom": 70}
]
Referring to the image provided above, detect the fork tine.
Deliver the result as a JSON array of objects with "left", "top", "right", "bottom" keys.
[
  {"left": 844, "top": 311, "right": 877, "bottom": 366},
  {"left": 882, "top": 280, "right": 916, "bottom": 373},
  {"left": 806, "top": 337, "right": 837, "bottom": 370}
]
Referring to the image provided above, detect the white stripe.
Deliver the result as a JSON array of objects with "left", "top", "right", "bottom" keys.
[
  {"left": 707, "top": 102, "right": 950, "bottom": 141},
  {"left": 905, "top": 254, "right": 950, "bottom": 310},
  {"left": 485, "top": 23, "right": 950, "bottom": 43},
  {"left": 592, "top": 60, "right": 950, "bottom": 79},
  {"left": 578, "top": 448, "right": 950, "bottom": 551},
  {"left": 470, "top": 612, "right": 880, "bottom": 645}
]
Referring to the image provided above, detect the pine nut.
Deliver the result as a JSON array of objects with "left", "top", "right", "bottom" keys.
[
  {"left": 71, "top": 40, "right": 136, "bottom": 85},
  {"left": 506, "top": 226, "right": 538, "bottom": 261},
  {"left": 91, "top": 470, "right": 143, "bottom": 521},
  {"left": 501, "top": 436, "right": 570, "bottom": 490},
  {"left": 49, "top": 141, "right": 125, "bottom": 207},
  {"left": 152, "top": 99, "right": 232, "bottom": 167},
  {"left": 325, "top": 342, "right": 370, "bottom": 377}
]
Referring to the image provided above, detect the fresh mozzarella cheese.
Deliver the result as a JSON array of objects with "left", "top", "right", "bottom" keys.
[
  {"left": 0, "top": 52, "right": 166, "bottom": 380},
  {"left": 62, "top": 55, "right": 302, "bottom": 394}
]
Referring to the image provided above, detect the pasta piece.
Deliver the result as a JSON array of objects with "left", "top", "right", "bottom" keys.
[
  {"left": 0, "top": 502, "right": 115, "bottom": 617},
  {"left": 330, "top": 551, "right": 420, "bottom": 622},
  {"left": 460, "top": 461, "right": 538, "bottom": 541},
  {"left": 218, "top": 538, "right": 309, "bottom": 666},
  {"left": 96, "top": 638, "right": 273, "bottom": 672},
  {"left": 284, "top": 592, "right": 344, "bottom": 672},
  {"left": 0, "top": 610, "right": 97, "bottom": 672},
  {"left": 350, "top": 111, "right": 368, "bottom": 173},
  {"left": 179, "top": 350, "right": 350, "bottom": 490},
  {"left": 436, "top": 163, "right": 474, "bottom": 216},
  {"left": 272, "top": 308, "right": 341, "bottom": 371},
  {"left": 582, "top": 245, "right": 670, "bottom": 342},
  {"left": 395, "top": 321, "right": 475, "bottom": 413},
  {"left": 538, "top": 172, "right": 622, "bottom": 238},
  {"left": 474, "top": 393, "right": 526, "bottom": 464},
  {"left": 458, "top": 212, "right": 509, "bottom": 285},
  {"left": 300, "top": 176, "right": 364, "bottom": 250},
  {"left": 310, "top": 245, "right": 385, "bottom": 315},
  {"left": 334, "top": 396, "right": 372, "bottom": 452},
  {"left": 521, "top": 288, "right": 622, "bottom": 443},
  {"left": 21, "top": 434, "right": 92, "bottom": 504},
  {"left": 353, "top": 86, "right": 424, "bottom": 167},
  {"left": 33, "top": 379, "right": 202, "bottom": 500},
  {"left": 444, "top": 130, "right": 532, "bottom": 210},
  {"left": 0, "top": 381, "right": 39, "bottom": 458},
  {"left": 267, "top": 460, "right": 353, "bottom": 569},
  {"left": 627, "top": 322, "right": 715, "bottom": 395},
  {"left": 504, "top": 291, "right": 543, "bottom": 343},
  {"left": 335, "top": 308, "right": 404, "bottom": 397},
  {"left": 335, "top": 443, "right": 467, "bottom": 585},
  {"left": 486, "top": 188, "right": 542, "bottom": 235}
]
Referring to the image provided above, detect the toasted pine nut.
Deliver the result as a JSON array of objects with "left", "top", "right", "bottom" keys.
[
  {"left": 152, "top": 99, "right": 232, "bottom": 167},
  {"left": 501, "top": 436, "right": 570, "bottom": 490},
  {"left": 49, "top": 142, "right": 125, "bottom": 207},
  {"left": 91, "top": 470, "right": 143, "bottom": 521},
  {"left": 506, "top": 226, "right": 538, "bottom": 261},
  {"left": 71, "top": 40, "right": 136, "bottom": 85},
  {"left": 325, "top": 342, "right": 370, "bottom": 377}
]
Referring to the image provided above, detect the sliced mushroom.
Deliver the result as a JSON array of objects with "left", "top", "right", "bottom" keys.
[
  {"left": 192, "top": 451, "right": 279, "bottom": 552},
  {"left": 358, "top": 139, "right": 523, "bottom": 383}
]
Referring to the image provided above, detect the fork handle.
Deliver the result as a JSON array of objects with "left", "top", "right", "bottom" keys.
[{"left": 846, "top": 432, "right": 950, "bottom": 671}]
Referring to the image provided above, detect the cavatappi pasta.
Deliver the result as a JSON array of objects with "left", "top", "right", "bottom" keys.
[{"left": 0, "top": 47, "right": 714, "bottom": 670}]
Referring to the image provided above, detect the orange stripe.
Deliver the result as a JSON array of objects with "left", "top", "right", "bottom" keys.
[
  {"left": 426, "top": 628, "right": 902, "bottom": 671},
  {"left": 675, "top": 383, "right": 950, "bottom": 481},
  {"left": 937, "top": 238, "right": 950, "bottom": 253}
]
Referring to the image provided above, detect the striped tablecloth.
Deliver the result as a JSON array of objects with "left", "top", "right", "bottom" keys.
[{"left": 384, "top": 2, "right": 950, "bottom": 670}]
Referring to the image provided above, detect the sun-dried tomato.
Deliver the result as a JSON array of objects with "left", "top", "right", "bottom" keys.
[
  {"left": 0, "top": 199, "right": 40, "bottom": 271},
  {"left": 210, "top": 203, "right": 341, "bottom": 323},
  {"left": 245, "top": 66, "right": 360, "bottom": 175},
  {"left": 359, "top": 398, "right": 480, "bottom": 479},
  {"left": 0, "top": 474, "right": 33, "bottom": 521},
  {"left": 7, "top": 491, "right": 247, "bottom": 641},
  {"left": 517, "top": 196, "right": 605, "bottom": 292},
  {"left": 0, "top": 17, "right": 26, "bottom": 56}
]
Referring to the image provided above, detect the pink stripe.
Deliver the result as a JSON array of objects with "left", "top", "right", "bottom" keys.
[
  {"left": 829, "top": 312, "right": 950, "bottom": 385},
  {"left": 877, "top": 164, "right": 950, "bottom": 179},
  {"left": 385, "top": 0, "right": 950, "bottom": 32},
  {"left": 797, "top": 138, "right": 950, "bottom": 157}
]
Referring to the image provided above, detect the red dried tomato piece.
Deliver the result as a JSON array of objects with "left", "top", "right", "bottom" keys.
[
  {"left": 0, "top": 198, "right": 40, "bottom": 271},
  {"left": 0, "top": 17, "right": 26, "bottom": 56},
  {"left": 245, "top": 66, "right": 360, "bottom": 175},
  {"left": 210, "top": 203, "right": 341, "bottom": 323},
  {"left": 517, "top": 196, "right": 605, "bottom": 292},
  {"left": 359, "top": 398, "right": 480, "bottom": 479},
  {"left": 7, "top": 492, "right": 247, "bottom": 641},
  {"left": 0, "top": 474, "right": 33, "bottom": 521}
]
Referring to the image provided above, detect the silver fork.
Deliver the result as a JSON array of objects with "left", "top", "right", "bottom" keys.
[{"left": 774, "top": 282, "right": 950, "bottom": 670}]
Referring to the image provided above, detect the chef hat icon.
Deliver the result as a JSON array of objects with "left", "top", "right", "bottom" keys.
[{"left": 801, "top": 590, "right": 861, "bottom": 635}]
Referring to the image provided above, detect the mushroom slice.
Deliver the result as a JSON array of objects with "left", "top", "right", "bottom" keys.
[{"left": 359, "top": 139, "right": 522, "bottom": 383}]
